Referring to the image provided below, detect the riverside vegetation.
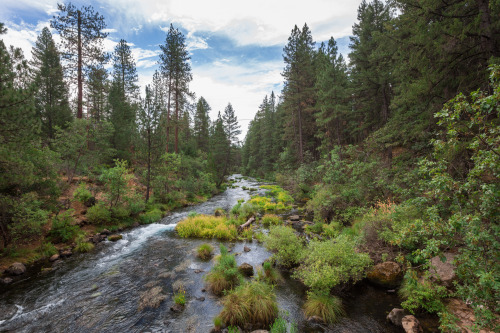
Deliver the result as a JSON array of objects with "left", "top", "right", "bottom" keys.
[{"left": 1, "top": 0, "right": 499, "bottom": 332}]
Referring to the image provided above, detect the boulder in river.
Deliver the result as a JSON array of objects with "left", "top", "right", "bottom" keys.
[
  {"left": 170, "top": 303, "right": 184, "bottom": 313},
  {"left": 244, "top": 246, "right": 251, "bottom": 252},
  {"left": 289, "top": 215, "right": 300, "bottom": 222},
  {"left": 108, "top": 234, "right": 123, "bottom": 242},
  {"left": 429, "top": 253, "right": 456, "bottom": 287},
  {"left": 6, "top": 262, "right": 26, "bottom": 275},
  {"left": 402, "top": 315, "right": 423, "bottom": 333},
  {"left": 100, "top": 229, "right": 111, "bottom": 235},
  {"left": 387, "top": 308, "right": 405, "bottom": 326},
  {"left": 60, "top": 249, "right": 73, "bottom": 257},
  {"left": 238, "top": 263, "right": 254, "bottom": 277},
  {"left": 49, "top": 254, "right": 60, "bottom": 262},
  {"left": 366, "top": 261, "right": 403, "bottom": 288}
]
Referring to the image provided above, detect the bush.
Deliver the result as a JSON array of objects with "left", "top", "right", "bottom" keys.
[
  {"left": 86, "top": 203, "right": 112, "bottom": 224},
  {"left": 74, "top": 234, "right": 95, "bottom": 253},
  {"left": 261, "top": 214, "right": 282, "bottom": 227},
  {"left": 219, "top": 281, "right": 278, "bottom": 327},
  {"left": 303, "top": 292, "right": 345, "bottom": 323},
  {"left": 73, "top": 183, "right": 92, "bottom": 203},
  {"left": 49, "top": 210, "right": 79, "bottom": 243},
  {"left": 197, "top": 243, "right": 213, "bottom": 260},
  {"left": 37, "top": 242, "right": 58, "bottom": 258},
  {"left": 139, "top": 208, "right": 162, "bottom": 224},
  {"left": 256, "top": 261, "right": 282, "bottom": 285},
  {"left": 399, "top": 270, "right": 447, "bottom": 314},
  {"left": 111, "top": 205, "right": 130, "bottom": 219},
  {"left": 8, "top": 193, "right": 49, "bottom": 242},
  {"left": 264, "top": 226, "right": 304, "bottom": 267},
  {"left": 293, "top": 235, "right": 372, "bottom": 294},
  {"left": 174, "top": 287, "right": 186, "bottom": 305},
  {"left": 205, "top": 245, "right": 242, "bottom": 295},
  {"left": 305, "top": 222, "right": 324, "bottom": 235},
  {"left": 126, "top": 194, "right": 145, "bottom": 215}
]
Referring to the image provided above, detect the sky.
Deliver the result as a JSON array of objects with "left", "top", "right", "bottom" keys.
[{"left": 1, "top": 0, "right": 362, "bottom": 140}]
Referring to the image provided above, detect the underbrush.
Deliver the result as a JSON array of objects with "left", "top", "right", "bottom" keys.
[{"left": 264, "top": 226, "right": 304, "bottom": 267}]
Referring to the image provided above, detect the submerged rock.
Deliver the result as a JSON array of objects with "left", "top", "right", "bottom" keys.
[
  {"left": 402, "top": 315, "right": 423, "bottom": 333},
  {"left": 7, "top": 262, "right": 26, "bottom": 275},
  {"left": 238, "top": 263, "right": 254, "bottom": 277},
  {"left": 170, "top": 303, "right": 184, "bottom": 313},
  {"left": 366, "top": 261, "right": 402, "bottom": 288},
  {"left": 387, "top": 308, "right": 405, "bottom": 326},
  {"left": 108, "top": 234, "right": 123, "bottom": 242}
]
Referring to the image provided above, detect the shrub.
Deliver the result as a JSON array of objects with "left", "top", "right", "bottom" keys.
[
  {"left": 126, "top": 194, "right": 145, "bottom": 215},
  {"left": 305, "top": 222, "right": 324, "bottom": 235},
  {"left": 264, "top": 226, "right": 304, "bottom": 267},
  {"left": 37, "top": 242, "right": 58, "bottom": 258},
  {"left": 261, "top": 214, "right": 282, "bottom": 227},
  {"left": 74, "top": 234, "right": 95, "bottom": 253},
  {"left": 8, "top": 193, "right": 49, "bottom": 242},
  {"left": 139, "top": 208, "right": 162, "bottom": 224},
  {"left": 111, "top": 205, "right": 130, "bottom": 219},
  {"left": 293, "top": 236, "right": 372, "bottom": 294},
  {"left": 256, "top": 261, "right": 282, "bottom": 285},
  {"left": 86, "top": 203, "right": 112, "bottom": 224},
  {"left": 219, "top": 281, "right": 278, "bottom": 327},
  {"left": 399, "top": 270, "right": 447, "bottom": 314},
  {"left": 49, "top": 210, "right": 79, "bottom": 243},
  {"left": 73, "top": 183, "right": 92, "bottom": 203},
  {"left": 205, "top": 245, "right": 242, "bottom": 295},
  {"left": 303, "top": 292, "right": 345, "bottom": 323},
  {"left": 197, "top": 243, "right": 213, "bottom": 260}
]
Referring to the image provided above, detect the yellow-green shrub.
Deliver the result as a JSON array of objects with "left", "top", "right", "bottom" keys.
[{"left": 176, "top": 215, "right": 237, "bottom": 240}]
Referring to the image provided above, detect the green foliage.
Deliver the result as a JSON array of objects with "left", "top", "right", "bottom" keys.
[
  {"left": 269, "top": 314, "right": 298, "bottom": 333},
  {"left": 213, "top": 316, "right": 222, "bottom": 328},
  {"left": 205, "top": 244, "right": 242, "bottom": 296},
  {"left": 174, "top": 287, "right": 186, "bottom": 305},
  {"left": 7, "top": 193, "right": 50, "bottom": 243},
  {"left": 73, "top": 183, "right": 92, "bottom": 203},
  {"left": 37, "top": 241, "right": 57, "bottom": 258},
  {"left": 399, "top": 270, "right": 447, "bottom": 314},
  {"left": 196, "top": 243, "right": 213, "bottom": 260},
  {"left": 126, "top": 193, "right": 145, "bottom": 215},
  {"left": 256, "top": 261, "right": 282, "bottom": 285},
  {"left": 99, "top": 159, "right": 132, "bottom": 209},
  {"left": 264, "top": 226, "right": 304, "bottom": 267},
  {"left": 139, "top": 208, "right": 162, "bottom": 224},
  {"left": 219, "top": 281, "right": 278, "bottom": 327},
  {"left": 303, "top": 292, "right": 345, "bottom": 324},
  {"left": 294, "top": 236, "right": 372, "bottom": 294},
  {"left": 86, "top": 203, "right": 112, "bottom": 225},
  {"left": 74, "top": 234, "right": 95, "bottom": 253},
  {"left": 49, "top": 209, "right": 79, "bottom": 243}
]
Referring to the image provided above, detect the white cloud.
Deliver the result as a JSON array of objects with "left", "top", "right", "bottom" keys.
[{"left": 99, "top": 0, "right": 362, "bottom": 45}]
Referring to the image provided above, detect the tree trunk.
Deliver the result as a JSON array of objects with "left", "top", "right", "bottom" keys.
[
  {"left": 175, "top": 87, "right": 179, "bottom": 154},
  {"left": 166, "top": 76, "right": 172, "bottom": 154},
  {"left": 238, "top": 217, "right": 255, "bottom": 231},
  {"left": 77, "top": 10, "right": 83, "bottom": 119},
  {"left": 146, "top": 128, "right": 151, "bottom": 202},
  {"left": 476, "top": 0, "right": 493, "bottom": 59}
]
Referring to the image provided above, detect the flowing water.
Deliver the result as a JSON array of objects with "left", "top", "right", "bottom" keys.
[{"left": 0, "top": 175, "right": 405, "bottom": 333}]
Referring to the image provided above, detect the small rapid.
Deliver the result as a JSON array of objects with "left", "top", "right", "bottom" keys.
[{"left": 0, "top": 175, "right": 404, "bottom": 333}]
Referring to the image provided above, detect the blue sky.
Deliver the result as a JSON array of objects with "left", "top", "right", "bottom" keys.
[{"left": 1, "top": 0, "right": 361, "bottom": 139}]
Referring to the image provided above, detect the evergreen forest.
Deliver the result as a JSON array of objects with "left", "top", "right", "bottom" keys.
[{"left": 0, "top": 1, "right": 498, "bottom": 332}]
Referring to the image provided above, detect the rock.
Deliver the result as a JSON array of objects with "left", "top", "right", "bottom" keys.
[
  {"left": 100, "top": 229, "right": 111, "bottom": 235},
  {"left": 366, "top": 261, "right": 403, "bottom": 288},
  {"left": 289, "top": 215, "right": 300, "bottom": 222},
  {"left": 238, "top": 263, "right": 254, "bottom": 277},
  {"left": 307, "top": 315, "right": 324, "bottom": 323},
  {"left": 41, "top": 267, "right": 53, "bottom": 275},
  {"left": 201, "top": 288, "right": 206, "bottom": 292},
  {"left": 60, "top": 249, "right": 72, "bottom": 257},
  {"left": 170, "top": 304, "right": 184, "bottom": 312},
  {"left": 445, "top": 298, "right": 497, "bottom": 333},
  {"left": 1, "top": 277, "right": 13, "bottom": 284},
  {"left": 194, "top": 269, "right": 204, "bottom": 274},
  {"left": 49, "top": 254, "right": 60, "bottom": 262},
  {"left": 132, "top": 222, "right": 140, "bottom": 227},
  {"left": 429, "top": 253, "right": 456, "bottom": 287},
  {"left": 7, "top": 262, "right": 26, "bottom": 275},
  {"left": 387, "top": 308, "right": 405, "bottom": 326},
  {"left": 244, "top": 246, "right": 251, "bottom": 252},
  {"left": 108, "top": 234, "right": 123, "bottom": 242},
  {"left": 197, "top": 296, "right": 205, "bottom": 301},
  {"left": 402, "top": 315, "right": 423, "bottom": 333}
]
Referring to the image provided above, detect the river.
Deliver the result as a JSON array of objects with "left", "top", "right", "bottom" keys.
[{"left": 0, "top": 175, "right": 404, "bottom": 333}]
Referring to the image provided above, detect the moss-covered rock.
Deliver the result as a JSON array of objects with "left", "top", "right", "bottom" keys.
[
  {"left": 108, "top": 234, "right": 123, "bottom": 242},
  {"left": 366, "top": 261, "right": 402, "bottom": 288}
]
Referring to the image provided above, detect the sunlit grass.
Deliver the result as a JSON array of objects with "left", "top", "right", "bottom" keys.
[{"left": 175, "top": 214, "right": 237, "bottom": 240}]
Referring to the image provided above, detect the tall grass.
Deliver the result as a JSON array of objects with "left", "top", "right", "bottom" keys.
[
  {"left": 175, "top": 215, "right": 237, "bottom": 240},
  {"left": 303, "top": 292, "right": 345, "bottom": 323}
]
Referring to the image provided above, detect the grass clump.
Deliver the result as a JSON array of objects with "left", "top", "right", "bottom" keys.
[
  {"left": 213, "top": 316, "right": 222, "bottom": 330},
  {"left": 257, "top": 261, "right": 282, "bottom": 285},
  {"left": 197, "top": 243, "right": 213, "bottom": 260},
  {"left": 219, "top": 281, "right": 278, "bottom": 328},
  {"left": 205, "top": 245, "right": 243, "bottom": 296},
  {"left": 264, "top": 226, "right": 304, "bottom": 267},
  {"left": 176, "top": 215, "right": 237, "bottom": 240},
  {"left": 303, "top": 292, "right": 345, "bottom": 323},
  {"left": 214, "top": 207, "right": 226, "bottom": 216},
  {"left": 261, "top": 214, "right": 282, "bottom": 227},
  {"left": 138, "top": 286, "right": 167, "bottom": 311},
  {"left": 37, "top": 242, "right": 58, "bottom": 258}
]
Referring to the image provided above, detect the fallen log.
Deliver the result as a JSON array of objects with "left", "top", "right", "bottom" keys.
[{"left": 238, "top": 216, "right": 255, "bottom": 231}]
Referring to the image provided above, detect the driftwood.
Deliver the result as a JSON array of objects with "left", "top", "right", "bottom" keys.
[{"left": 238, "top": 217, "right": 255, "bottom": 231}]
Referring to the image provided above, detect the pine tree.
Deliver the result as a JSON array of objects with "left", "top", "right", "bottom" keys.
[
  {"left": 112, "top": 39, "right": 139, "bottom": 101},
  {"left": 208, "top": 112, "right": 230, "bottom": 187},
  {"left": 86, "top": 64, "right": 108, "bottom": 122},
  {"left": 315, "top": 37, "right": 350, "bottom": 155},
  {"left": 159, "top": 24, "right": 192, "bottom": 154},
  {"left": 282, "top": 23, "right": 317, "bottom": 164},
  {"left": 222, "top": 103, "right": 241, "bottom": 171},
  {"left": 51, "top": 2, "right": 108, "bottom": 118},
  {"left": 193, "top": 96, "right": 211, "bottom": 151},
  {"left": 31, "top": 27, "right": 72, "bottom": 141}
]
